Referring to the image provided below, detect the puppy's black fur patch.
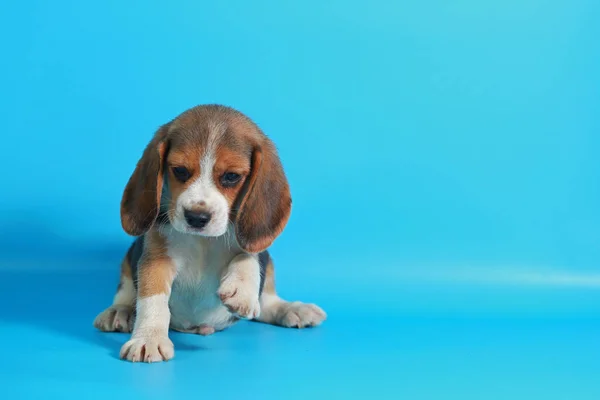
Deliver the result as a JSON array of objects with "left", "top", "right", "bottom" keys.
[{"left": 258, "top": 250, "right": 270, "bottom": 295}]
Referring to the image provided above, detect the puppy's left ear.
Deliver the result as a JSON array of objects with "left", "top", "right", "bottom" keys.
[{"left": 234, "top": 140, "right": 292, "bottom": 253}]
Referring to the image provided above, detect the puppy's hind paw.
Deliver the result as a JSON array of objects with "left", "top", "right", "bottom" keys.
[
  {"left": 279, "top": 302, "right": 326, "bottom": 328},
  {"left": 93, "top": 305, "right": 135, "bottom": 333}
]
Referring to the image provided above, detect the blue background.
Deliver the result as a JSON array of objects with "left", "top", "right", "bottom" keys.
[{"left": 1, "top": 0, "right": 599, "bottom": 398}]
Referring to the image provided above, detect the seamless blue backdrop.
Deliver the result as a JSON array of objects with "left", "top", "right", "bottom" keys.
[{"left": 1, "top": 1, "right": 599, "bottom": 399}]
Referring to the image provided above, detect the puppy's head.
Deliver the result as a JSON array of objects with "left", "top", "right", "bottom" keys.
[{"left": 120, "top": 105, "right": 291, "bottom": 253}]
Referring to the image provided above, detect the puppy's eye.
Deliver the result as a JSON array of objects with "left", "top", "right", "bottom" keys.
[
  {"left": 220, "top": 172, "right": 242, "bottom": 187},
  {"left": 172, "top": 166, "right": 191, "bottom": 182}
]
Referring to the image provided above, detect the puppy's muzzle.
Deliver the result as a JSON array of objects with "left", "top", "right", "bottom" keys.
[{"left": 184, "top": 209, "right": 212, "bottom": 229}]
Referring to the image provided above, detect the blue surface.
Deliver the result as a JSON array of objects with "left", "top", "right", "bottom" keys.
[{"left": 1, "top": 0, "right": 599, "bottom": 398}]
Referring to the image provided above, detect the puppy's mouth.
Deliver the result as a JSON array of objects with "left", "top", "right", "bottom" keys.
[
  {"left": 183, "top": 217, "right": 224, "bottom": 237},
  {"left": 183, "top": 225, "right": 226, "bottom": 238},
  {"left": 185, "top": 225, "right": 210, "bottom": 234}
]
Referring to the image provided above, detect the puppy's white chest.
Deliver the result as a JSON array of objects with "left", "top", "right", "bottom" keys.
[
  {"left": 165, "top": 234, "right": 235, "bottom": 330},
  {"left": 169, "top": 237, "right": 211, "bottom": 285}
]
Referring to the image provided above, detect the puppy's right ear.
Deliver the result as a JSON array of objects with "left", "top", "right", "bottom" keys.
[{"left": 120, "top": 124, "right": 170, "bottom": 236}]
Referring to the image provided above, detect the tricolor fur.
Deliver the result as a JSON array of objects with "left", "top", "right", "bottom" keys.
[{"left": 94, "top": 105, "right": 326, "bottom": 363}]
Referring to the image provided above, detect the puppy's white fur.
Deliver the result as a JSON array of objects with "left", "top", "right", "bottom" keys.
[
  {"left": 163, "top": 227, "right": 245, "bottom": 333},
  {"left": 121, "top": 294, "right": 174, "bottom": 363},
  {"left": 171, "top": 144, "right": 230, "bottom": 237},
  {"left": 218, "top": 253, "right": 262, "bottom": 319}
]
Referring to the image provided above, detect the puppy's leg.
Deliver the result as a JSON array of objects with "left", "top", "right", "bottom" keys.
[
  {"left": 255, "top": 257, "right": 326, "bottom": 328},
  {"left": 120, "top": 237, "right": 176, "bottom": 363},
  {"left": 218, "top": 254, "right": 261, "bottom": 319},
  {"left": 93, "top": 256, "right": 136, "bottom": 333}
]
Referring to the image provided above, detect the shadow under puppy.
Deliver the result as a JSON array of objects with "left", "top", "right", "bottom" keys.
[{"left": 94, "top": 105, "right": 326, "bottom": 362}]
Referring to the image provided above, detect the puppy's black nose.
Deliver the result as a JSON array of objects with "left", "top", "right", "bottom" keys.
[{"left": 184, "top": 210, "right": 212, "bottom": 229}]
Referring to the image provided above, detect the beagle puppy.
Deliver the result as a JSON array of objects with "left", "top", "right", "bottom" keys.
[{"left": 93, "top": 105, "right": 326, "bottom": 362}]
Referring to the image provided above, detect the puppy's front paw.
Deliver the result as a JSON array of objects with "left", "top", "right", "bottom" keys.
[
  {"left": 120, "top": 334, "right": 174, "bottom": 363},
  {"left": 218, "top": 274, "right": 261, "bottom": 319},
  {"left": 279, "top": 302, "right": 327, "bottom": 328}
]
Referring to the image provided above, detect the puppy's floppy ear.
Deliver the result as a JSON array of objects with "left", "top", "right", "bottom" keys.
[
  {"left": 234, "top": 140, "right": 292, "bottom": 253},
  {"left": 120, "top": 124, "right": 170, "bottom": 236}
]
